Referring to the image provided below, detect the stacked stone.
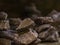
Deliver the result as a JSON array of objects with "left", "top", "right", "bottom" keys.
[
  {"left": 15, "top": 18, "right": 39, "bottom": 45},
  {"left": 0, "top": 10, "right": 60, "bottom": 45},
  {"left": 0, "top": 12, "right": 11, "bottom": 45}
]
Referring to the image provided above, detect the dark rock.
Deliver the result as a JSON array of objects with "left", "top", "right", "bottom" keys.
[
  {"left": 0, "top": 20, "right": 10, "bottom": 30},
  {"left": 0, "top": 38, "right": 11, "bottom": 45},
  {"left": 38, "top": 25, "right": 59, "bottom": 42},
  {"left": 0, "top": 12, "right": 8, "bottom": 20},
  {"left": 33, "top": 17, "right": 54, "bottom": 27},
  {"left": 33, "top": 38, "right": 41, "bottom": 44},
  {"left": 35, "top": 24, "right": 51, "bottom": 33},
  {"left": 9, "top": 18, "right": 22, "bottom": 30}
]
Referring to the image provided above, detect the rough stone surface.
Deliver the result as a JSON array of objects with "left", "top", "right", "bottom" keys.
[
  {"left": 38, "top": 26, "right": 59, "bottom": 42},
  {"left": 35, "top": 24, "right": 51, "bottom": 33},
  {"left": 17, "top": 28, "right": 38, "bottom": 45},
  {"left": 16, "top": 18, "right": 35, "bottom": 30},
  {"left": 0, "top": 38, "right": 11, "bottom": 45},
  {"left": 0, "top": 12, "right": 8, "bottom": 20},
  {"left": 0, "top": 20, "right": 10, "bottom": 30},
  {"left": 9, "top": 18, "right": 22, "bottom": 30}
]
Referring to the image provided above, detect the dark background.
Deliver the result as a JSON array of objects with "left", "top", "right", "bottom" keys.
[{"left": 0, "top": 0, "right": 60, "bottom": 17}]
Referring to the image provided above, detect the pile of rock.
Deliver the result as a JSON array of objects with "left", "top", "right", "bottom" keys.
[{"left": 0, "top": 10, "right": 60, "bottom": 45}]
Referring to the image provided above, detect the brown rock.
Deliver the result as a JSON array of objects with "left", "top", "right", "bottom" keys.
[
  {"left": 0, "top": 20, "right": 10, "bottom": 30},
  {"left": 37, "top": 17, "right": 54, "bottom": 24},
  {"left": 17, "top": 28, "right": 38, "bottom": 45},
  {"left": 35, "top": 24, "right": 51, "bottom": 33},
  {"left": 38, "top": 26, "right": 59, "bottom": 42},
  {"left": 0, "top": 38, "right": 11, "bottom": 45},
  {"left": 9, "top": 18, "right": 22, "bottom": 26},
  {"left": 16, "top": 18, "right": 35, "bottom": 30},
  {"left": 9, "top": 18, "right": 22, "bottom": 30}
]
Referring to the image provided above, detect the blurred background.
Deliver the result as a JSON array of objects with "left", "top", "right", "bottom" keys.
[{"left": 0, "top": 0, "right": 60, "bottom": 17}]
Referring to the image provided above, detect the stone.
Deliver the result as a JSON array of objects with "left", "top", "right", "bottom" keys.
[
  {"left": 9, "top": 18, "right": 22, "bottom": 30},
  {"left": 16, "top": 18, "right": 35, "bottom": 30},
  {"left": 0, "top": 38, "right": 11, "bottom": 45},
  {"left": 17, "top": 28, "right": 38, "bottom": 45},
  {"left": 33, "top": 17, "right": 54, "bottom": 26},
  {"left": 0, "top": 20, "right": 10, "bottom": 30},
  {"left": 35, "top": 24, "right": 51, "bottom": 33},
  {"left": 48, "top": 10, "right": 58, "bottom": 16},
  {"left": 38, "top": 26, "right": 59, "bottom": 42},
  {"left": 0, "top": 12, "right": 8, "bottom": 20},
  {"left": 37, "top": 17, "right": 54, "bottom": 24},
  {"left": 33, "top": 38, "right": 41, "bottom": 44}
]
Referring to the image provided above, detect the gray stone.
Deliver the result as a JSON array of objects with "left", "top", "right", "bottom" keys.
[
  {"left": 35, "top": 24, "right": 51, "bottom": 33},
  {"left": 0, "top": 12, "right": 8, "bottom": 20},
  {"left": 37, "top": 17, "right": 54, "bottom": 24},
  {"left": 38, "top": 26, "right": 59, "bottom": 42},
  {"left": 9, "top": 18, "right": 22, "bottom": 30}
]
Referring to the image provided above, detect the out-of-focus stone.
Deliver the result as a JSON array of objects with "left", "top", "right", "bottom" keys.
[
  {"left": 33, "top": 38, "right": 41, "bottom": 44},
  {"left": 9, "top": 18, "right": 22, "bottom": 26},
  {"left": 16, "top": 18, "right": 35, "bottom": 30},
  {"left": 0, "top": 12, "right": 8, "bottom": 20},
  {"left": 0, "top": 38, "right": 11, "bottom": 45},
  {"left": 0, "top": 20, "right": 10, "bottom": 30},
  {"left": 34, "top": 17, "right": 54, "bottom": 26},
  {"left": 17, "top": 28, "right": 38, "bottom": 45},
  {"left": 35, "top": 24, "right": 51, "bottom": 33},
  {"left": 38, "top": 26, "right": 59, "bottom": 42},
  {"left": 48, "top": 10, "right": 58, "bottom": 16},
  {"left": 9, "top": 18, "right": 22, "bottom": 30},
  {"left": 37, "top": 17, "right": 54, "bottom": 24}
]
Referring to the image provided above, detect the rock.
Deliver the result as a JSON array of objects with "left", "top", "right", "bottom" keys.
[
  {"left": 0, "top": 12, "right": 8, "bottom": 20},
  {"left": 45, "top": 31, "right": 59, "bottom": 42},
  {"left": 33, "top": 38, "right": 41, "bottom": 44},
  {"left": 9, "top": 18, "right": 22, "bottom": 30},
  {"left": 0, "top": 20, "right": 10, "bottom": 30},
  {"left": 48, "top": 10, "right": 58, "bottom": 16},
  {"left": 37, "top": 17, "right": 54, "bottom": 24},
  {"left": 0, "top": 38, "right": 11, "bottom": 45},
  {"left": 16, "top": 18, "right": 35, "bottom": 30},
  {"left": 38, "top": 26, "right": 59, "bottom": 42},
  {"left": 48, "top": 10, "right": 60, "bottom": 33},
  {"left": 35, "top": 24, "right": 51, "bottom": 33},
  {"left": 34, "top": 17, "right": 54, "bottom": 26},
  {"left": 17, "top": 28, "right": 38, "bottom": 45}
]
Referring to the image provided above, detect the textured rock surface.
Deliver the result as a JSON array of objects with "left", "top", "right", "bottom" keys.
[
  {"left": 16, "top": 18, "right": 35, "bottom": 30},
  {"left": 17, "top": 29, "right": 38, "bottom": 45},
  {"left": 0, "top": 12, "right": 8, "bottom": 20},
  {"left": 9, "top": 18, "right": 22, "bottom": 30},
  {"left": 0, "top": 38, "right": 11, "bottom": 45},
  {"left": 38, "top": 26, "right": 59, "bottom": 42},
  {"left": 0, "top": 20, "right": 10, "bottom": 30}
]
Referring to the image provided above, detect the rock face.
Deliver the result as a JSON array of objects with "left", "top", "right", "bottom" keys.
[
  {"left": 38, "top": 25, "right": 59, "bottom": 42},
  {"left": 0, "top": 12, "right": 8, "bottom": 20},
  {"left": 0, "top": 20, "right": 10, "bottom": 30},
  {"left": 16, "top": 18, "right": 35, "bottom": 30},
  {"left": 9, "top": 18, "right": 22, "bottom": 30},
  {"left": 0, "top": 38, "right": 11, "bottom": 45},
  {"left": 33, "top": 16, "right": 54, "bottom": 27},
  {"left": 18, "top": 29, "right": 38, "bottom": 45},
  {"left": 35, "top": 24, "right": 51, "bottom": 33}
]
